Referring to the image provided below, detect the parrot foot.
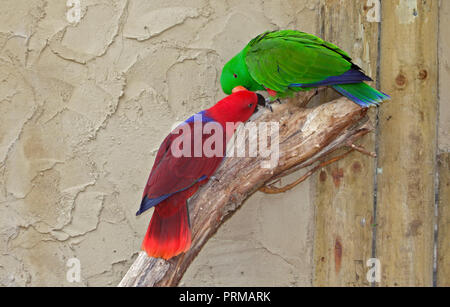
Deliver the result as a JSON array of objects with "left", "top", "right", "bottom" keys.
[
  {"left": 346, "top": 141, "right": 377, "bottom": 158},
  {"left": 210, "top": 176, "right": 220, "bottom": 183},
  {"left": 275, "top": 98, "right": 282, "bottom": 104},
  {"left": 264, "top": 97, "right": 274, "bottom": 112},
  {"left": 259, "top": 150, "right": 354, "bottom": 194}
]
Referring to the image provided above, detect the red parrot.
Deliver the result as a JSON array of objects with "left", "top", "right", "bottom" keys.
[{"left": 136, "top": 89, "right": 265, "bottom": 260}]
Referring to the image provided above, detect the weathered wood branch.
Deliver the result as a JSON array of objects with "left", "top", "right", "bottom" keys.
[{"left": 118, "top": 93, "right": 372, "bottom": 287}]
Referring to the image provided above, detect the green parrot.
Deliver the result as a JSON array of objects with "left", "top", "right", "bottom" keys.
[{"left": 220, "top": 30, "right": 389, "bottom": 107}]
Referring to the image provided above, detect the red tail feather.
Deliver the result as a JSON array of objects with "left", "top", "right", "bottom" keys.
[
  {"left": 142, "top": 204, "right": 191, "bottom": 259},
  {"left": 141, "top": 184, "right": 202, "bottom": 260},
  {"left": 142, "top": 200, "right": 191, "bottom": 260}
]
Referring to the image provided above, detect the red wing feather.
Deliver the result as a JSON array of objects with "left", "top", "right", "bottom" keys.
[{"left": 143, "top": 120, "right": 225, "bottom": 200}]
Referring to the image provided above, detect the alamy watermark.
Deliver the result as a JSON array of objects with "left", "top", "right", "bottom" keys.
[
  {"left": 170, "top": 116, "right": 280, "bottom": 169},
  {"left": 366, "top": 0, "right": 381, "bottom": 23},
  {"left": 366, "top": 258, "right": 381, "bottom": 283},
  {"left": 66, "top": 0, "right": 81, "bottom": 24},
  {"left": 66, "top": 258, "right": 81, "bottom": 283}
]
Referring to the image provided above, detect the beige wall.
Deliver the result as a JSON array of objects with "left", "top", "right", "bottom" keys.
[{"left": 0, "top": 0, "right": 320, "bottom": 286}]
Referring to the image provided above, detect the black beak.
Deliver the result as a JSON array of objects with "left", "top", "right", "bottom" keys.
[
  {"left": 253, "top": 94, "right": 273, "bottom": 114},
  {"left": 257, "top": 94, "right": 266, "bottom": 108},
  {"left": 252, "top": 94, "right": 263, "bottom": 114}
]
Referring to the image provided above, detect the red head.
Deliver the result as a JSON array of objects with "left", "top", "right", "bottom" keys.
[{"left": 207, "top": 90, "right": 265, "bottom": 126}]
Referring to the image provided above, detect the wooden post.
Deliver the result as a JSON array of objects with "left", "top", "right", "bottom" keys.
[
  {"left": 377, "top": 0, "right": 438, "bottom": 286},
  {"left": 437, "top": 0, "right": 450, "bottom": 288},
  {"left": 437, "top": 154, "right": 450, "bottom": 287},
  {"left": 313, "top": 0, "right": 379, "bottom": 286}
]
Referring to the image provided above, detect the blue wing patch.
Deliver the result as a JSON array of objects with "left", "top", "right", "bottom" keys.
[
  {"left": 136, "top": 175, "right": 208, "bottom": 216},
  {"left": 289, "top": 69, "right": 372, "bottom": 88},
  {"left": 184, "top": 110, "right": 215, "bottom": 124}
]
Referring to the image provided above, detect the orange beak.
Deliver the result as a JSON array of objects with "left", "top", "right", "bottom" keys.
[{"left": 232, "top": 86, "right": 248, "bottom": 93}]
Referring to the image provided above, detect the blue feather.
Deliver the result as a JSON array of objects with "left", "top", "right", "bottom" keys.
[
  {"left": 136, "top": 175, "right": 207, "bottom": 216},
  {"left": 184, "top": 110, "right": 215, "bottom": 124},
  {"left": 289, "top": 69, "right": 372, "bottom": 88},
  {"left": 332, "top": 83, "right": 390, "bottom": 108}
]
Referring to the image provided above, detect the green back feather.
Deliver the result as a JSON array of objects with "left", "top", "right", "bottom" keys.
[{"left": 245, "top": 30, "right": 352, "bottom": 96}]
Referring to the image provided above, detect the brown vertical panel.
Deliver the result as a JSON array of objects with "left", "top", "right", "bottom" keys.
[
  {"left": 438, "top": 0, "right": 450, "bottom": 152},
  {"left": 313, "top": 0, "right": 379, "bottom": 286},
  {"left": 437, "top": 154, "right": 450, "bottom": 286},
  {"left": 437, "top": 0, "right": 450, "bottom": 287},
  {"left": 377, "top": 0, "right": 438, "bottom": 286}
]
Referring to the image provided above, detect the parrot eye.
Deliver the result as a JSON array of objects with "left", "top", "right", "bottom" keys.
[
  {"left": 248, "top": 103, "right": 253, "bottom": 108},
  {"left": 233, "top": 73, "right": 238, "bottom": 78}
]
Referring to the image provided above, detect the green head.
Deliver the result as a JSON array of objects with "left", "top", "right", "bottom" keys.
[{"left": 220, "top": 49, "right": 261, "bottom": 95}]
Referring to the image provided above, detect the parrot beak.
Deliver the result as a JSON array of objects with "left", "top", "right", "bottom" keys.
[
  {"left": 232, "top": 86, "right": 248, "bottom": 93},
  {"left": 254, "top": 93, "right": 270, "bottom": 114},
  {"left": 256, "top": 94, "right": 266, "bottom": 108}
]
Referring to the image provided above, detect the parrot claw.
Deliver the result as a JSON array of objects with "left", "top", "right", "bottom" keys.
[{"left": 264, "top": 97, "right": 274, "bottom": 112}]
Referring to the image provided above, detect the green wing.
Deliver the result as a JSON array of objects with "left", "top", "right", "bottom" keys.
[{"left": 245, "top": 30, "right": 353, "bottom": 95}]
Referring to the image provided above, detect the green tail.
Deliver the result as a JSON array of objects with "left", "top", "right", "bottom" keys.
[{"left": 332, "top": 83, "right": 390, "bottom": 107}]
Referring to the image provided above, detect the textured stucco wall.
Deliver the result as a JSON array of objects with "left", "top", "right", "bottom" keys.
[{"left": 0, "top": 0, "right": 320, "bottom": 286}]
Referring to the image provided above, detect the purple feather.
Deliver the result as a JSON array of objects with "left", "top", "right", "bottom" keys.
[{"left": 289, "top": 69, "right": 372, "bottom": 88}]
